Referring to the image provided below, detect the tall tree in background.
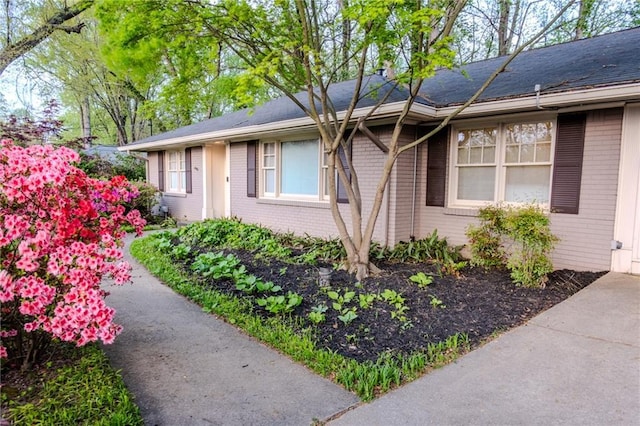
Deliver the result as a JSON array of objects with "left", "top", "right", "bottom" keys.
[
  {"left": 453, "top": 0, "right": 638, "bottom": 63},
  {"left": 0, "top": 0, "right": 93, "bottom": 75}
]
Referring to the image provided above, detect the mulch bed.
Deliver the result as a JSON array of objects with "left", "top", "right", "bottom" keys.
[{"left": 194, "top": 249, "right": 606, "bottom": 363}]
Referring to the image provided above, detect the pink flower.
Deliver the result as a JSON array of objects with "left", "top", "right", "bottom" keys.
[{"left": 0, "top": 140, "right": 145, "bottom": 350}]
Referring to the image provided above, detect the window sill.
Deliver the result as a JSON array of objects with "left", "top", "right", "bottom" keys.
[
  {"left": 442, "top": 207, "right": 479, "bottom": 217},
  {"left": 162, "top": 192, "right": 187, "bottom": 198},
  {"left": 257, "top": 198, "right": 330, "bottom": 209}
]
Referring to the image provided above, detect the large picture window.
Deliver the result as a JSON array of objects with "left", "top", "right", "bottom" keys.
[
  {"left": 260, "top": 139, "right": 326, "bottom": 200},
  {"left": 451, "top": 120, "right": 554, "bottom": 206}
]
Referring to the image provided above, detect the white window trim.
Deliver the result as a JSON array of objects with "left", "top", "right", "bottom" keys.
[
  {"left": 448, "top": 117, "right": 557, "bottom": 209},
  {"left": 259, "top": 137, "right": 328, "bottom": 202},
  {"left": 166, "top": 149, "right": 187, "bottom": 194}
]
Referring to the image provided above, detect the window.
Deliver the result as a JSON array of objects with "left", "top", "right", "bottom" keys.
[
  {"left": 451, "top": 119, "right": 554, "bottom": 206},
  {"left": 260, "top": 139, "right": 326, "bottom": 200},
  {"left": 167, "top": 150, "right": 187, "bottom": 193}
]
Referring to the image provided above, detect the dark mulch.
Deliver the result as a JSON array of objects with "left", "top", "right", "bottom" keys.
[{"left": 193, "top": 249, "right": 606, "bottom": 363}]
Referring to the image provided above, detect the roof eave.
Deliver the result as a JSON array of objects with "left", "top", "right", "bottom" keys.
[
  {"left": 118, "top": 82, "right": 640, "bottom": 152},
  {"left": 433, "top": 82, "right": 640, "bottom": 118}
]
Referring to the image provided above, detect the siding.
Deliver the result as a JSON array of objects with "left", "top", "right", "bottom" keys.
[
  {"left": 550, "top": 108, "right": 623, "bottom": 270},
  {"left": 149, "top": 147, "right": 205, "bottom": 222},
  {"left": 415, "top": 108, "right": 623, "bottom": 271},
  {"left": 387, "top": 126, "right": 419, "bottom": 244},
  {"left": 229, "top": 136, "right": 389, "bottom": 243}
]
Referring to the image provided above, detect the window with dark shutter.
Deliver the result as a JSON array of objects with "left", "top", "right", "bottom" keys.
[
  {"left": 157, "top": 151, "right": 165, "bottom": 192},
  {"left": 246, "top": 141, "right": 257, "bottom": 197},
  {"left": 550, "top": 114, "right": 586, "bottom": 214},
  {"left": 185, "top": 148, "right": 192, "bottom": 194},
  {"left": 426, "top": 127, "right": 448, "bottom": 207},
  {"left": 336, "top": 141, "right": 352, "bottom": 204}
]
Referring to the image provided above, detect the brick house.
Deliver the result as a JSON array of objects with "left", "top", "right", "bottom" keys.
[{"left": 121, "top": 27, "right": 640, "bottom": 274}]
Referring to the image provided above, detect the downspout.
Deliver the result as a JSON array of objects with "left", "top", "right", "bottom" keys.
[
  {"left": 410, "top": 144, "right": 418, "bottom": 242},
  {"left": 385, "top": 178, "right": 391, "bottom": 248}
]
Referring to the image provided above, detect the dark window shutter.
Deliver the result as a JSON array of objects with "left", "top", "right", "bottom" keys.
[
  {"left": 550, "top": 113, "right": 586, "bottom": 214},
  {"left": 247, "top": 141, "right": 257, "bottom": 198},
  {"left": 426, "top": 127, "right": 448, "bottom": 207},
  {"left": 337, "top": 141, "right": 352, "bottom": 204},
  {"left": 157, "top": 151, "right": 165, "bottom": 192},
  {"left": 185, "top": 148, "right": 192, "bottom": 194}
]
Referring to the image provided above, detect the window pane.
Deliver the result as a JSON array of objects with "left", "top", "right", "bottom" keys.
[
  {"left": 537, "top": 122, "right": 552, "bottom": 142},
  {"left": 457, "top": 147, "right": 469, "bottom": 164},
  {"left": 520, "top": 144, "right": 534, "bottom": 163},
  {"left": 505, "top": 165, "right": 551, "bottom": 203},
  {"left": 457, "top": 167, "right": 495, "bottom": 201},
  {"left": 505, "top": 145, "right": 519, "bottom": 163},
  {"left": 264, "top": 169, "right": 275, "bottom": 193},
  {"left": 483, "top": 146, "right": 495, "bottom": 163},
  {"left": 281, "top": 140, "right": 318, "bottom": 195},
  {"left": 169, "top": 171, "right": 178, "bottom": 190},
  {"left": 470, "top": 147, "right": 482, "bottom": 163},
  {"left": 535, "top": 143, "right": 551, "bottom": 162},
  {"left": 263, "top": 155, "right": 274, "bottom": 167}
]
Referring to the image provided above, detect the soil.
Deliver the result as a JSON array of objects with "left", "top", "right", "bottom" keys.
[{"left": 193, "top": 249, "right": 606, "bottom": 363}]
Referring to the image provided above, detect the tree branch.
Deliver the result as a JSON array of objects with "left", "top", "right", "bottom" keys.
[{"left": 0, "top": 0, "right": 94, "bottom": 75}]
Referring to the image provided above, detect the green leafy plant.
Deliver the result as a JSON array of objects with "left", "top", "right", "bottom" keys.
[
  {"left": 358, "top": 293, "right": 378, "bottom": 309},
  {"left": 256, "top": 279, "right": 282, "bottom": 293},
  {"left": 191, "top": 251, "right": 241, "bottom": 280},
  {"left": 466, "top": 204, "right": 558, "bottom": 287},
  {"left": 337, "top": 308, "right": 358, "bottom": 325},
  {"left": 466, "top": 205, "right": 507, "bottom": 269},
  {"left": 327, "top": 289, "right": 356, "bottom": 312},
  {"left": 234, "top": 272, "right": 259, "bottom": 293},
  {"left": 257, "top": 291, "right": 303, "bottom": 315},
  {"left": 429, "top": 295, "right": 446, "bottom": 309},
  {"left": 308, "top": 304, "right": 328, "bottom": 324},
  {"left": 408, "top": 272, "right": 434, "bottom": 288},
  {"left": 380, "top": 289, "right": 410, "bottom": 323},
  {"left": 171, "top": 243, "right": 192, "bottom": 259}
]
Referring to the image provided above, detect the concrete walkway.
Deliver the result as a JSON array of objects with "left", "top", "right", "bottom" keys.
[
  {"left": 101, "top": 236, "right": 360, "bottom": 426},
  {"left": 103, "top": 235, "right": 640, "bottom": 425}
]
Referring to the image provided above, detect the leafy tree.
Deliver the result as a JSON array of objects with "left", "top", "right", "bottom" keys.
[
  {"left": 0, "top": 0, "right": 94, "bottom": 75},
  {"left": 101, "top": 0, "right": 579, "bottom": 280}
]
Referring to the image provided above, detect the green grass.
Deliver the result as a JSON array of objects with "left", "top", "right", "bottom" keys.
[
  {"left": 2, "top": 344, "right": 143, "bottom": 425},
  {"left": 131, "top": 234, "right": 469, "bottom": 401}
]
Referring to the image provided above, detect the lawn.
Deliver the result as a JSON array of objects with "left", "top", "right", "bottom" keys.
[
  {"left": 129, "top": 218, "right": 603, "bottom": 400},
  {"left": 0, "top": 342, "right": 143, "bottom": 425}
]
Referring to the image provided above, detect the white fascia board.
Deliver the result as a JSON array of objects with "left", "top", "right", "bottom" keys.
[
  {"left": 118, "top": 83, "right": 640, "bottom": 152},
  {"left": 433, "top": 83, "right": 640, "bottom": 118},
  {"left": 118, "top": 101, "right": 416, "bottom": 151}
]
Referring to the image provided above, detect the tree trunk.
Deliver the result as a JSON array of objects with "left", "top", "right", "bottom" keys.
[
  {"left": 80, "top": 97, "right": 91, "bottom": 143},
  {"left": 498, "top": 0, "right": 511, "bottom": 55}
]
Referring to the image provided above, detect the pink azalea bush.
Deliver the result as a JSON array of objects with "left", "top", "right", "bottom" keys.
[{"left": 0, "top": 140, "right": 145, "bottom": 368}]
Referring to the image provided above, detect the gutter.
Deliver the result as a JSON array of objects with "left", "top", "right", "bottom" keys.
[{"left": 118, "top": 82, "right": 640, "bottom": 152}]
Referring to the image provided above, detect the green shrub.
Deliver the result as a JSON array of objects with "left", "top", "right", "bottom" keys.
[
  {"left": 466, "top": 204, "right": 558, "bottom": 288},
  {"left": 466, "top": 205, "right": 507, "bottom": 269}
]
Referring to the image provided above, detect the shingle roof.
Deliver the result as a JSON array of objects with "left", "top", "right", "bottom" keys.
[
  {"left": 133, "top": 75, "right": 408, "bottom": 144},
  {"left": 129, "top": 27, "right": 640, "bottom": 146},
  {"left": 417, "top": 26, "right": 640, "bottom": 107}
]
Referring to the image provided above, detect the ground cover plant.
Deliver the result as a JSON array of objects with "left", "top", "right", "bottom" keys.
[
  {"left": 132, "top": 218, "right": 605, "bottom": 400},
  {"left": 0, "top": 341, "right": 143, "bottom": 425}
]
